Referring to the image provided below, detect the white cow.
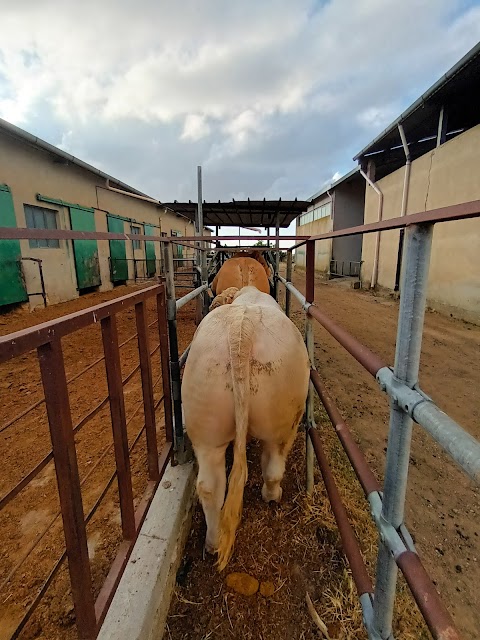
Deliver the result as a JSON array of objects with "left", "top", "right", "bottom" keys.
[{"left": 182, "top": 287, "right": 309, "bottom": 570}]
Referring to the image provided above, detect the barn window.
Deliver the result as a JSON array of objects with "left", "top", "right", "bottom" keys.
[
  {"left": 131, "top": 226, "right": 141, "bottom": 249},
  {"left": 24, "top": 205, "right": 60, "bottom": 248}
]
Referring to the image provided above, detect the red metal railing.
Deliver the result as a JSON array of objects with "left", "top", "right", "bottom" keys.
[{"left": 0, "top": 284, "right": 173, "bottom": 639}]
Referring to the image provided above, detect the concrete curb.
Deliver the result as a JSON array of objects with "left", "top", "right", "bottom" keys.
[{"left": 98, "top": 461, "right": 196, "bottom": 640}]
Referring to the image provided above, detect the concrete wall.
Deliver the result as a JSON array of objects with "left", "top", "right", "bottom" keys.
[
  {"left": 362, "top": 124, "right": 480, "bottom": 323},
  {"left": 0, "top": 129, "right": 196, "bottom": 309},
  {"left": 331, "top": 179, "right": 364, "bottom": 268},
  {"left": 295, "top": 195, "right": 333, "bottom": 272}
]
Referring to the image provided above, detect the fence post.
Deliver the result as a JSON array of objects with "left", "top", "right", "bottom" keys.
[
  {"left": 285, "top": 249, "right": 292, "bottom": 317},
  {"left": 372, "top": 223, "right": 433, "bottom": 639},
  {"left": 163, "top": 242, "right": 187, "bottom": 464},
  {"left": 38, "top": 338, "right": 96, "bottom": 639},
  {"left": 305, "top": 240, "right": 315, "bottom": 495},
  {"left": 273, "top": 214, "right": 280, "bottom": 300},
  {"left": 135, "top": 300, "right": 160, "bottom": 481}
]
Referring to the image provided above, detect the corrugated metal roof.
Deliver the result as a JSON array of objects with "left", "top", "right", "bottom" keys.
[
  {"left": 163, "top": 199, "right": 309, "bottom": 228},
  {"left": 353, "top": 41, "right": 480, "bottom": 179},
  {"left": 308, "top": 166, "right": 360, "bottom": 202}
]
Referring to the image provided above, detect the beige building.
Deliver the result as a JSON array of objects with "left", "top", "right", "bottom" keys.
[
  {"left": 296, "top": 167, "right": 365, "bottom": 276},
  {"left": 355, "top": 42, "right": 480, "bottom": 324},
  {"left": 0, "top": 118, "right": 203, "bottom": 310}
]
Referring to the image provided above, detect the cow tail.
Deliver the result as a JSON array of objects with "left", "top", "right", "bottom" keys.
[{"left": 216, "top": 307, "right": 256, "bottom": 571}]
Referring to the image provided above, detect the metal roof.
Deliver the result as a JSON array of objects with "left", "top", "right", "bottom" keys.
[
  {"left": 353, "top": 41, "right": 480, "bottom": 179},
  {"left": 163, "top": 199, "right": 309, "bottom": 227},
  {"left": 309, "top": 166, "right": 360, "bottom": 202},
  {"left": 0, "top": 116, "right": 158, "bottom": 201}
]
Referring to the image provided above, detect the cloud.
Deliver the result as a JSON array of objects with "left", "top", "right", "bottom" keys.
[{"left": 0, "top": 0, "right": 479, "bottom": 206}]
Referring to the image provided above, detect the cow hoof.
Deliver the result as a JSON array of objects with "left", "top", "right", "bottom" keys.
[
  {"left": 262, "top": 484, "right": 282, "bottom": 503},
  {"left": 203, "top": 541, "right": 216, "bottom": 558}
]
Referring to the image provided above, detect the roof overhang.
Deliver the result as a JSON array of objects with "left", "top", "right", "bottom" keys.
[
  {"left": 353, "top": 41, "right": 480, "bottom": 180},
  {"left": 162, "top": 199, "right": 309, "bottom": 228}
]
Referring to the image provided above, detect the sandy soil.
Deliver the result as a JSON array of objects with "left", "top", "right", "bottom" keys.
[{"left": 0, "top": 283, "right": 198, "bottom": 640}]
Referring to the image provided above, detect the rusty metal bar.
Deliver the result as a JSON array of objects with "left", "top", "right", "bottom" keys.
[
  {"left": 37, "top": 337, "right": 96, "bottom": 639},
  {"left": 101, "top": 315, "right": 136, "bottom": 541},
  {"left": 0, "top": 284, "right": 163, "bottom": 364},
  {"left": 0, "top": 318, "right": 158, "bottom": 436},
  {"left": 305, "top": 240, "right": 315, "bottom": 305},
  {"left": 310, "top": 370, "right": 381, "bottom": 496},
  {"left": 0, "top": 342, "right": 161, "bottom": 512},
  {"left": 396, "top": 551, "right": 461, "bottom": 640},
  {"left": 307, "top": 304, "right": 386, "bottom": 377},
  {"left": 308, "top": 424, "right": 374, "bottom": 597},
  {"left": 135, "top": 301, "right": 160, "bottom": 481},
  {"left": 157, "top": 289, "right": 173, "bottom": 444}
]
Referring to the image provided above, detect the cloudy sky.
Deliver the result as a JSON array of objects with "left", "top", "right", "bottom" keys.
[{"left": 1, "top": 0, "right": 479, "bottom": 236}]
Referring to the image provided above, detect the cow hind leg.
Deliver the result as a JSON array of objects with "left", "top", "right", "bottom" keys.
[
  {"left": 195, "top": 445, "right": 227, "bottom": 554},
  {"left": 261, "top": 441, "right": 288, "bottom": 503}
]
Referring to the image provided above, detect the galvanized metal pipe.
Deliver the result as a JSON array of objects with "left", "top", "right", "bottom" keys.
[
  {"left": 163, "top": 242, "right": 186, "bottom": 464},
  {"left": 277, "top": 275, "right": 309, "bottom": 309},
  {"left": 305, "top": 319, "right": 315, "bottom": 495},
  {"left": 176, "top": 284, "right": 208, "bottom": 310},
  {"left": 360, "top": 169, "right": 384, "bottom": 289},
  {"left": 373, "top": 223, "right": 433, "bottom": 639},
  {"left": 274, "top": 214, "right": 280, "bottom": 300},
  {"left": 285, "top": 250, "right": 292, "bottom": 317},
  {"left": 178, "top": 344, "right": 191, "bottom": 369}
]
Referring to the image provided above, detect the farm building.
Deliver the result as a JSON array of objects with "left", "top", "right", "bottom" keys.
[
  {"left": 0, "top": 117, "right": 208, "bottom": 310},
  {"left": 355, "top": 41, "right": 480, "bottom": 324},
  {"left": 295, "top": 167, "right": 364, "bottom": 276}
]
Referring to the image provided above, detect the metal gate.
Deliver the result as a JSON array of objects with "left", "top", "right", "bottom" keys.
[
  {"left": 70, "top": 206, "right": 101, "bottom": 290},
  {"left": 107, "top": 215, "right": 128, "bottom": 282},
  {"left": 0, "top": 185, "right": 27, "bottom": 306}
]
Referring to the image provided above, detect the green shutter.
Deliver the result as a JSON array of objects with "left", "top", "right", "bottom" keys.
[
  {"left": 144, "top": 224, "right": 156, "bottom": 276},
  {"left": 69, "top": 207, "right": 101, "bottom": 289},
  {"left": 107, "top": 215, "right": 128, "bottom": 281},
  {"left": 0, "top": 185, "right": 28, "bottom": 306}
]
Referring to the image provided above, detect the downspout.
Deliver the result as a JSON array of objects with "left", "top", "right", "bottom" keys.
[
  {"left": 395, "top": 123, "right": 411, "bottom": 292},
  {"left": 360, "top": 170, "right": 383, "bottom": 288}
]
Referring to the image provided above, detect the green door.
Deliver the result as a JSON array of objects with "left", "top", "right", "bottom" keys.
[
  {"left": 0, "top": 185, "right": 28, "bottom": 306},
  {"left": 69, "top": 206, "right": 101, "bottom": 289},
  {"left": 107, "top": 215, "right": 128, "bottom": 282},
  {"left": 145, "top": 224, "right": 156, "bottom": 276}
]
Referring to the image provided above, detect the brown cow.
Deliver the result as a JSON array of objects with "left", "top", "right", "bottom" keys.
[{"left": 211, "top": 256, "right": 270, "bottom": 298}]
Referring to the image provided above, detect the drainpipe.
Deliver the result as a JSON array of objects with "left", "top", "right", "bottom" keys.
[
  {"left": 395, "top": 123, "right": 411, "bottom": 292},
  {"left": 360, "top": 169, "right": 383, "bottom": 288}
]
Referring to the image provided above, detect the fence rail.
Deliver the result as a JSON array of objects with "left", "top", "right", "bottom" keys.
[{"left": 0, "top": 284, "right": 174, "bottom": 639}]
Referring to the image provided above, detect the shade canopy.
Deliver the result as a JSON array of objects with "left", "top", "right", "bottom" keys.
[{"left": 163, "top": 199, "right": 309, "bottom": 228}]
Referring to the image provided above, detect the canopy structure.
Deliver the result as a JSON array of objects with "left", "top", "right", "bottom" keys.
[{"left": 163, "top": 199, "right": 309, "bottom": 228}]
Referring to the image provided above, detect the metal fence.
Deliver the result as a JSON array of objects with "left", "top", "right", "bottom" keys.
[
  {"left": 276, "top": 206, "right": 480, "bottom": 640},
  {"left": 0, "top": 284, "right": 173, "bottom": 639},
  {"left": 1, "top": 199, "right": 480, "bottom": 638},
  {"left": 329, "top": 258, "right": 362, "bottom": 278}
]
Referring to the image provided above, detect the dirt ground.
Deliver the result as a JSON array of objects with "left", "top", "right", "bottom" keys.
[
  {"left": 1, "top": 271, "right": 478, "bottom": 639},
  {"left": 168, "top": 270, "right": 479, "bottom": 640},
  {"left": 0, "top": 282, "right": 198, "bottom": 640}
]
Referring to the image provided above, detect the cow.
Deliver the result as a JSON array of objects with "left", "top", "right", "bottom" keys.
[
  {"left": 182, "top": 286, "right": 309, "bottom": 570},
  {"left": 210, "top": 256, "right": 270, "bottom": 298}
]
